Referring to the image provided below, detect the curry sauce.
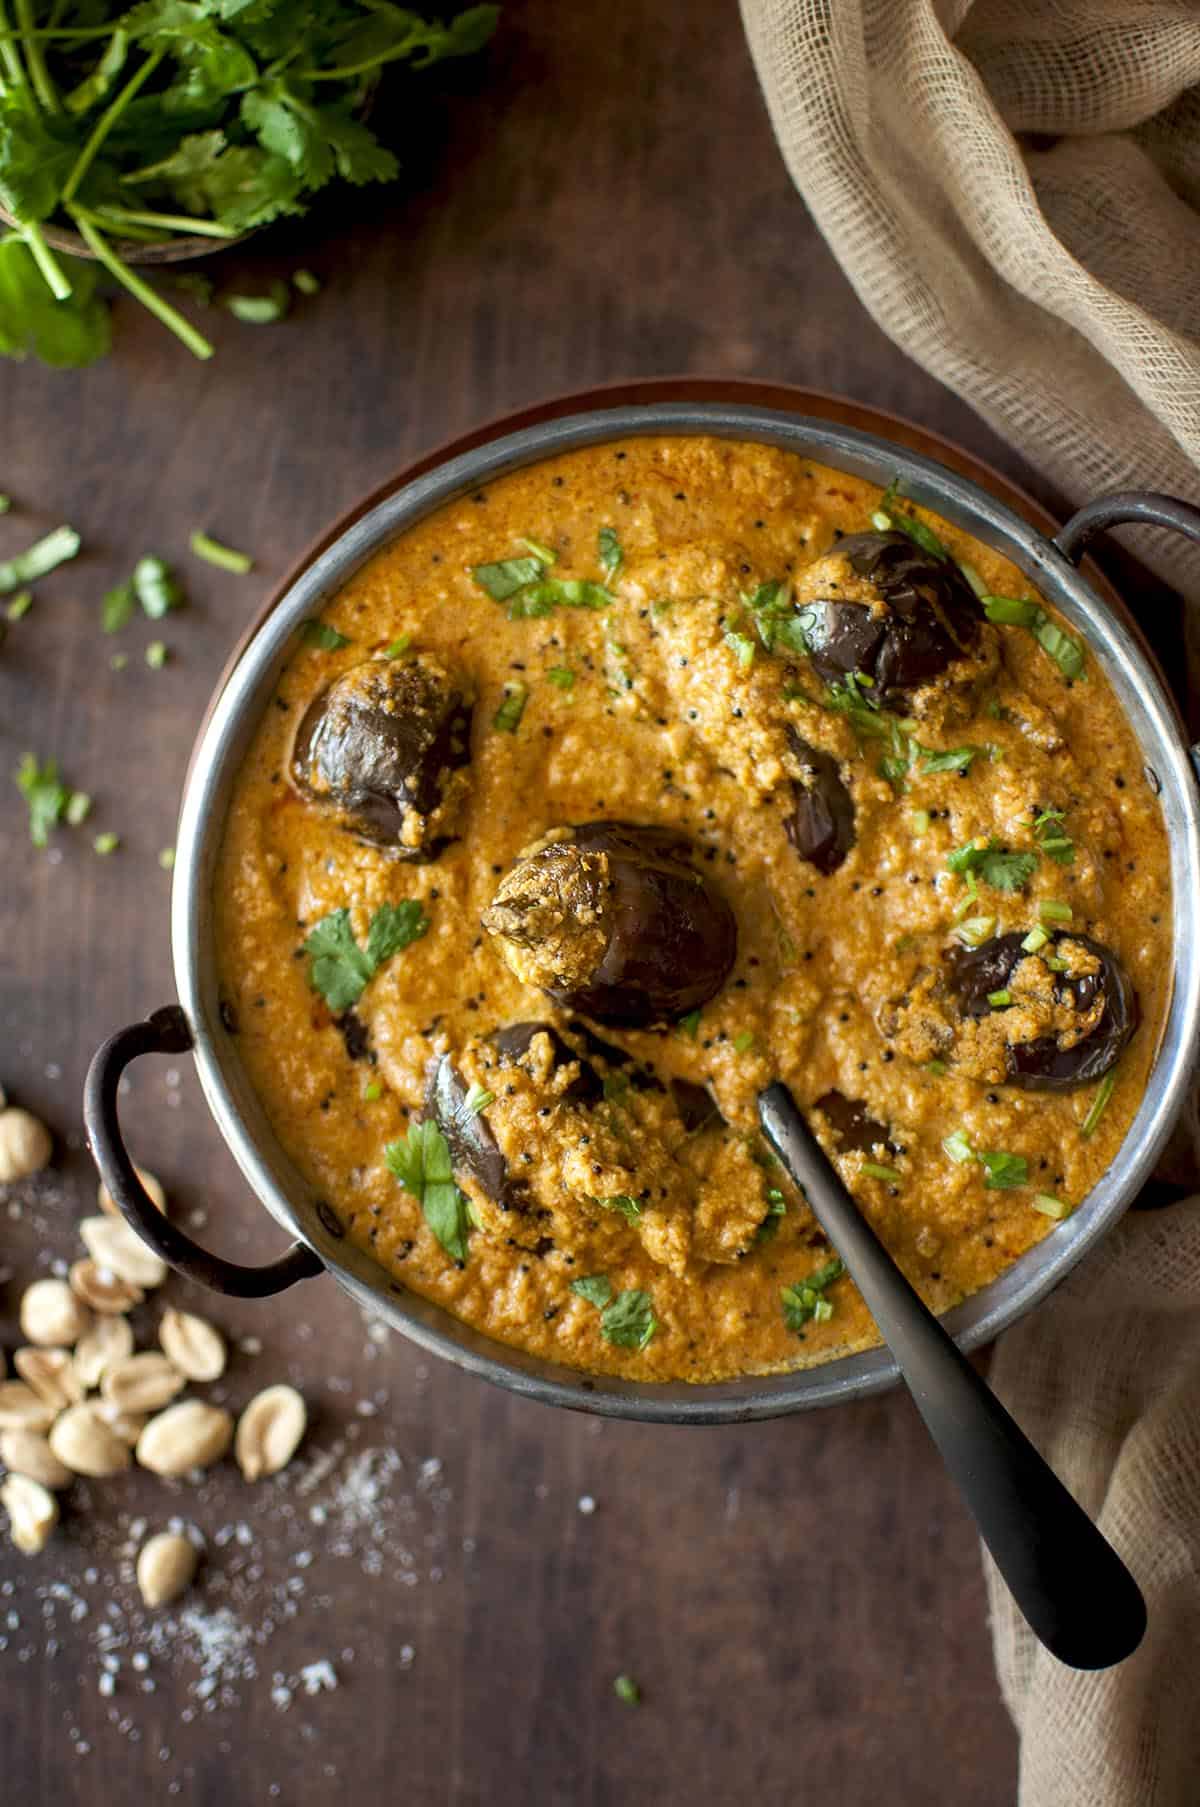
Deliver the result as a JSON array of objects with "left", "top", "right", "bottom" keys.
[{"left": 214, "top": 437, "right": 1170, "bottom": 1382}]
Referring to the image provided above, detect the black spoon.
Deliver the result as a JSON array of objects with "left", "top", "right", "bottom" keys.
[{"left": 758, "top": 1080, "right": 1146, "bottom": 1670}]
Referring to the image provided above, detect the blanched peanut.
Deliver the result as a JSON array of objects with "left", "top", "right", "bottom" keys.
[
  {"left": 137, "top": 1531, "right": 200, "bottom": 1607},
  {"left": 235, "top": 1385, "right": 307, "bottom": 1481},
  {"left": 1, "top": 1472, "right": 58, "bottom": 1553},
  {"left": 20, "top": 1278, "right": 90, "bottom": 1347},
  {"left": 0, "top": 1108, "right": 52, "bottom": 1183},
  {"left": 97, "top": 1166, "right": 167, "bottom": 1218}
]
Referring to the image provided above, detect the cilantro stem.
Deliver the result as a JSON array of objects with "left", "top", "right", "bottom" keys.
[
  {"left": 22, "top": 221, "right": 72, "bottom": 300},
  {"left": 61, "top": 47, "right": 165, "bottom": 205},
  {"left": 70, "top": 212, "right": 214, "bottom": 360},
  {"left": 0, "top": 0, "right": 27, "bottom": 91},
  {"left": 13, "top": 0, "right": 57, "bottom": 110},
  {"left": 295, "top": 28, "right": 439, "bottom": 82},
  {"left": 88, "top": 206, "right": 237, "bottom": 240}
]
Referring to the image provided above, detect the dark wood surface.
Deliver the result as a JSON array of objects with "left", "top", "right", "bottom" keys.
[{"left": 4, "top": 3, "right": 1184, "bottom": 1800}]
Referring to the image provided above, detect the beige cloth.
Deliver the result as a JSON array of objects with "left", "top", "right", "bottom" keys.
[
  {"left": 738, "top": 6, "right": 1200, "bottom": 1797},
  {"left": 740, "top": 0, "right": 1200, "bottom": 685},
  {"left": 985, "top": 1202, "right": 1200, "bottom": 1805}
]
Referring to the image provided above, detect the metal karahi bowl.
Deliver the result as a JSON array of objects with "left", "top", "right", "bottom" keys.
[{"left": 84, "top": 382, "right": 1200, "bottom": 1424}]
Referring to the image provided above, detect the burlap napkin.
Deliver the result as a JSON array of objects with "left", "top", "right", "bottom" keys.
[
  {"left": 740, "top": 0, "right": 1200, "bottom": 686},
  {"left": 739, "top": 5, "right": 1200, "bottom": 1796}
]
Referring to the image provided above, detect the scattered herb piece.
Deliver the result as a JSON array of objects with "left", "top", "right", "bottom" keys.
[
  {"left": 952, "top": 914, "right": 997, "bottom": 948},
  {"left": 65, "top": 790, "right": 92, "bottom": 826},
  {"left": 613, "top": 1675, "right": 641, "bottom": 1707},
  {"left": 158, "top": 846, "right": 175, "bottom": 870},
  {"left": 302, "top": 620, "right": 350, "bottom": 652},
  {"left": 493, "top": 681, "right": 528, "bottom": 734},
  {"left": 979, "top": 1150, "right": 1029, "bottom": 1190},
  {"left": 600, "top": 1289, "right": 657, "bottom": 1349},
  {"left": 911, "top": 808, "right": 930, "bottom": 835},
  {"left": 781, "top": 1255, "right": 844, "bottom": 1333},
  {"left": 757, "top": 1189, "right": 787, "bottom": 1241},
  {"left": 0, "top": 496, "right": 9, "bottom": 512},
  {"left": 1032, "top": 1194, "right": 1071, "bottom": 1220},
  {"left": 93, "top": 831, "right": 120, "bottom": 855},
  {"left": 861, "top": 1162, "right": 901, "bottom": 1183},
  {"left": 1021, "top": 924, "right": 1050, "bottom": 954},
  {"left": 471, "top": 556, "right": 546, "bottom": 601},
  {"left": 144, "top": 639, "right": 167, "bottom": 669},
  {"left": 1038, "top": 899, "right": 1073, "bottom": 923},
  {"left": 223, "top": 281, "right": 291, "bottom": 325},
  {"left": 982, "top": 595, "right": 1086, "bottom": 680},
  {"left": 744, "top": 580, "right": 812, "bottom": 656},
  {"left": 987, "top": 989, "right": 1013, "bottom": 1008},
  {"left": 385, "top": 1119, "right": 472, "bottom": 1265},
  {"left": 15, "top": 752, "right": 68, "bottom": 847},
  {"left": 109, "top": 652, "right": 128, "bottom": 671},
  {"left": 304, "top": 900, "right": 429, "bottom": 1011},
  {"left": 593, "top": 1194, "right": 642, "bottom": 1222},
  {"left": 926, "top": 1059, "right": 948, "bottom": 1076},
  {"left": 732, "top": 1030, "right": 756, "bottom": 1054},
  {"left": 942, "top": 1129, "right": 976, "bottom": 1164},
  {"left": 292, "top": 270, "right": 321, "bottom": 296},
  {"left": 191, "top": 531, "right": 253, "bottom": 575},
  {"left": 171, "top": 274, "right": 214, "bottom": 306},
  {"left": 383, "top": 636, "right": 411, "bottom": 659},
  {"left": 472, "top": 545, "right": 613, "bottom": 619},
  {"left": 570, "top": 1275, "right": 613, "bottom": 1308},
  {"left": 518, "top": 536, "right": 557, "bottom": 565},
  {"left": 1081, "top": 1071, "right": 1116, "bottom": 1139},
  {"left": 0, "top": 524, "right": 81, "bottom": 593},
  {"left": 362, "top": 1078, "right": 383, "bottom": 1102},
  {"left": 5, "top": 589, "right": 32, "bottom": 621},
  {"left": 872, "top": 480, "right": 949, "bottom": 560},
  {"left": 462, "top": 1083, "right": 495, "bottom": 1117},
  {"left": 546, "top": 666, "right": 575, "bottom": 689},
  {"left": 724, "top": 630, "right": 756, "bottom": 670},
  {"left": 676, "top": 1009, "right": 702, "bottom": 1039},
  {"left": 946, "top": 839, "right": 1037, "bottom": 893},
  {"left": 133, "top": 555, "right": 183, "bottom": 619},
  {"left": 1033, "top": 807, "right": 1075, "bottom": 865},
  {"left": 598, "top": 526, "right": 623, "bottom": 580},
  {"left": 102, "top": 582, "right": 135, "bottom": 634}
]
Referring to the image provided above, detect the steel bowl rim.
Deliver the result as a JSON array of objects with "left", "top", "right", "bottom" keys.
[{"left": 171, "top": 397, "right": 1200, "bottom": 1424}]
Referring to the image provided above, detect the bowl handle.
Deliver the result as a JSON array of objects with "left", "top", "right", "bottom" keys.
[
  {"left": 1053, "top": 490, "right": 1200, "bottom": 563},
  {"left": 83, "top": 1005, "right": 325, "bottom": 1298}
]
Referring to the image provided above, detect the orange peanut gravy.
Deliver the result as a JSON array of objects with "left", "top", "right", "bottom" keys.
[{"left": 215, "top": 437, "right": 1170, "bottom": 1382}]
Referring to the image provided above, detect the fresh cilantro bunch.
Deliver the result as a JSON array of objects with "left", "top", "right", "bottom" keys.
[{"left": 0, "top": 0, "right": 499, "bottom": 364}]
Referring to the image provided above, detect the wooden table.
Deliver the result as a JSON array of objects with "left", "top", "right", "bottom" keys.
[{"left": 1, "top": 3, "right": 1186, "bottom": 1800}]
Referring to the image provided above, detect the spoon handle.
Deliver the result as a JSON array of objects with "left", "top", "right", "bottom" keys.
[{"left": 759, "top": 1081, "right": 1146, "bottom": 1671}]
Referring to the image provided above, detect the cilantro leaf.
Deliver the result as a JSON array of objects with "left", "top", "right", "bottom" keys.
[
  {"left": 946, "top": 839, "right": 1037, "bottom": 893},
  {"left": 385, "top": 1119, "right": 471, "bottom": 1264},
  {"left": 302, "top": 620, "right": 351, "bottom": 651},
  {"left": 472, "top": 556, "right": 546, "bottom": 601},
  {"left": 598, "top": 526, "right": 623, "bottom": 579},
  {"left": 304, "top": 900, "right": 429, "bottom": 1011},
  {"left": 978, "top": 1150, "right": 1029, "bottom": 1190},
  {"left": 0, "top": 238, "right": 110, "bottom": 369},
  {"left": 600, "top": 1290, "right": 657, "bottom": 1349},
  {"left": 15, "top": 753, "right": 70, "bottom": 848},
  {"left": 363, "top": 899, "right": 430, "bottom": 965},
  {"left": 103, "top": 583, "right": 136, "bottom": 634},
  {"left": 492, "top": 682, "right": 527, "bottom": 734},
  {"left": 592, "top": 1194, "right": 642, "bottom": 1222},
  {"left": 570, "top": 1275, "right": 613, "bottom": 1308}
]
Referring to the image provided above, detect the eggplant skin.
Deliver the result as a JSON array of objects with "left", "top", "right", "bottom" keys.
[
  {"left": 292, "top": 654, "right": 474, "bottom": 857},
  {"left": 945, "top": 931, "right": 1137, "bottom": 1091},
  {"left": 425, "top": 1053, "right": 530, "bottom": 1214},
  {"left": 482, "top": 821, "right": 738, "bottom": 1028},
  {"left": 491, "top": 1020, "right": 604, "bottom": 1105},
  {"left": 814, "top": 1089, "right": 893, "bottom": 1155},
  {"left": 785, "top": 731, "right": 856, "bottom": 875},
  {"left": 801, "top": 530, "right": 983, "bottom": 700}
]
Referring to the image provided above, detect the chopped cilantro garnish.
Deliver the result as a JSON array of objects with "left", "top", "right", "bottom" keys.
[
  {"left": 732, "top": 1031, "right": 756, "bottom": 1054},
  {"left": 781, "top": 1255, "right": 844, "bottom": 1332},
  {"left": 158, "top": 846, "right": 175, "bottom": 870},
  {"left": 570, "top": 1275, "right": 614, "bottom": 1308},
  {"left": 1038, "top": 899, "right": 1073, "bottom": 923},
  {"left": 363, "top": 1078, "right": 383, "bottom": 1102},
  {"left": 861, "top": 1162, "right": 901, "bottom": 1183},
  {"left": 471, "top": 556, "right": 546, "bottom": 601},
  {"left": 518, "top": 536, "right": 557, "bottom": 565},
  {"left": 0, "top": 524, "right": 80, "bottom": 593},
  {"left": 600, "top": 1290, "right": 657, "bottom": 1349},
  {"left": 65, "top": 790, "right": 92, "bottom": 826},
  {"left": 292, "top": 270, "right": 321, "bottom": 297},
  {"left": 384, "top": 636, "right": 411, "bottom": 659},
  {"left": 546, "top": 666, "right": 575, "bottom": 689},
  {"left": 0, "top": 496, "right": 9, "bottom": 513},
  {"left": 757, "top": 1189, "right": 787, "bottom": 1241},
  {"left": 1032, "top": 1194, "right": 1071, "bottom": 1220},
  {"left": 1021, "top": 923, "right": 1050, "bottom": 953},
  {"left": 593, "top": 1194, "right": 642, "bottom": 1222},
  {"left": 724, "top": 630, "right": 756, "bottom": 669},
  {"left": 613, "top": 1675, "right": 641, "bottom": 1706},
  {"left": 191, "top": 532, "right": 253, "bottom": 575},
  {"left": 109, "top": 652, "right": 127, "bottom": 671},
  {"left": 982, "top": 594, "right": 1085, "bottom": 680},
  {"left": 741, "top": 580, "right": 812, "bottom": 656},
  {"left": 93, "top": 831, "right": 120, "bottom": 856},
  {"left": 144, "top": 640, "right": 167, "bottom": 669},
  {"left": 952, "top": 913, "right": 996, "bottom": 947},
  {"left": 1081, "top": 1071, "right": 1116, "bottom": 1139},
  {"left": 304, "top": 901, "right": 429, "bottom": 1011},
  {"left": 942, "top": 1129, "right": 976, "bottom": 1164},
  {"left": 15, "top": 752, "right": 69, "bottom": 847},
  {"left": 1033, "top": 807, "right": 1075, "bottom": 865},
  {"left": 133, "top": 555, "right": 183, "bottom": 620},
  {"left": 917, "top": 743, "right": 985, "bottom": 775},
  {"left": 872, "top": 481, "right": 949, "bottom": 560},
  {"left": 946, "top": 839, "right": 1037, "bottom": 892},
  {"left": 911, "top": 809, "right": 931, "bottom": 835},
  {"left": 384, "top": 1119, "right": 471, "bottom": 1265},
  {"left": 676, "top": 1009, "right": 702, "bottom": 1039},
  {"left": 987, "top": 989, "right": 1013, "bottom": 1008},
  {"left": 462, "top": 1083, "right": 495, "bottom": 1117},
  {"left": 979, "top": 1150, "right": 1029, "bottom": 1190},
  {"left": 597, "top": 527, "right": 623, "bottom": 579},
  {"left": 302, "top": 621, "right": 351, "bottom": 652},
  {"left": 5, "top": 589, "right": 31, "bottom": 621},
  {"left": 473, "top": 543, "right": 613, "bottom": 619},
  {"left": 493, "top": 681, "right": 528, "bottom": 734}
]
